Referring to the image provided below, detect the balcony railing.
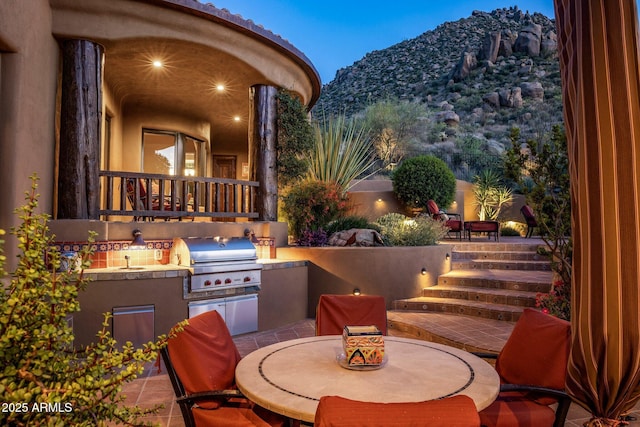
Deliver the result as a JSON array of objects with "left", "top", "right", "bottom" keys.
[{"left": 99, "top": 171, "right": 258, "bottom": 220}]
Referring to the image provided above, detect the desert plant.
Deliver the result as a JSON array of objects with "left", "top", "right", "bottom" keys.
[
  {"left": 276, "top": 90, "right": 315, "bottom": 187},
  {"left": 392, "top": 155, "right": 456, "bottom": 211},
  {"left": 358, "top": 99, "right": 426, "bottom": 168},
  {"left": 324, "top": 215, "right": 379, "bottom": 236},
  {"left": 472, "top": 170, "right": 513, "bottom": 221},
  {"left": 307, "top": 114, "right": 376, "bottom": 193},
  {"left": 374, "top": 213, "right": 448, "bottom": 246},
  {"left": 281, "top": 180, "right": 349, "bottom": 240},
  {"left": 504, "top": 125, "right": 572, "bottom": 286},
  {"left": 536, "top": 279, "right": 570, "bottom": 321},
  {"left": 0, "top": 176, "right": 185, "bottom": 426}
]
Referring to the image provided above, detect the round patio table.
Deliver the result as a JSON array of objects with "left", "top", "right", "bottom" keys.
[{"left": 235, "top": 335, "right": 499, "bottom": 423}]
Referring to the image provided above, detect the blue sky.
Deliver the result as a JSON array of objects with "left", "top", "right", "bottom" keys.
[{"left": 209, "top": 1, "right": 555, "bottom": 84}]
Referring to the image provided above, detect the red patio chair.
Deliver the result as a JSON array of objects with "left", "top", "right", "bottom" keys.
[
  {"left": 475, "top": 308, "right": 572, "bottom": 427},
  {"left": 520, "top": 205, "right": 538, "bottom": 238},
  {"left": 426, "top": 199, "right": 463, "bottom": 240},
  {"left": 161, "top": 310, "right": 286, "bottom": 427},
  {"left": 314, "top": 394, "right": 480, "bottom": 427},
  {"left": 315, "top": 294, "right": 388, "bottom": 336}
]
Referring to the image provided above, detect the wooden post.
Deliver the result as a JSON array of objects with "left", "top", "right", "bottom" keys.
[
  {"left": 249, "top": 85, "right": 278, "bottom": 221},
  {"left": 57, "top": 39, "right": 103, "bottom": 219}
]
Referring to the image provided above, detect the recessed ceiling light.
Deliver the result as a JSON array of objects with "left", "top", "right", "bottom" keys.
[
  {"left": 233, "top": 116, "right": 241, "bottom": 122},
  {"left": 152, "top": 60, "right": 163, "bottom": 68},
  {"left": 216, "top": 84, "right": 225, "bottom": 91}
]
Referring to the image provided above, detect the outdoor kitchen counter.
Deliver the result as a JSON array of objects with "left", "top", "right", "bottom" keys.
[
  {"left": 259, "top": 259, "right": 308, "bottom": 270},
  {"left": 84, "top": 264, "right": 192, "bottom": 281}
]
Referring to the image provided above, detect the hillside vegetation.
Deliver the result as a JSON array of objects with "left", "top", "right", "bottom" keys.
[{"left": 312, "top": 6, "right": 563, "bottom": 178}]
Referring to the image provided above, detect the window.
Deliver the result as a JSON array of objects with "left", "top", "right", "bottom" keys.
[{"left": 142, "top": 129, "right": 206, "bottom": 177}]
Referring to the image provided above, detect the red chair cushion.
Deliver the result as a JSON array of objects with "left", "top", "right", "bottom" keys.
[
  {"left": 427, "top": 199, "right": 440, "bottom": 218},
  {"left": 316, "top": 294, "right": 388, "bottom": 336},
  {"left": 193, "top": 405, "right": 270, "bottom": 427},
  {"left": 445, "top": 219, "right": 463, "bottom": 231},
  {"left": 314, "top": 395, "right": 480, "bottom": 427},
  {"left": 521, "top": 205, "right": 537, "bottom": 225},
  {"left": 495, "top": 308, "right": 570, "bottom": 403},
  {"left": 478, "top": 396, "right": 556, "bottom": 427},
  {"left": 168, "top": 310, "right": 241, "bottom": 409}
]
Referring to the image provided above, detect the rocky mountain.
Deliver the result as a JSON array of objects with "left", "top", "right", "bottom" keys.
[{"left": 313, "top": 7, "right": 563, "bottom": 161}]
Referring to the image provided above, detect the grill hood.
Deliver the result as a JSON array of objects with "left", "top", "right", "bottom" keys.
[{"left": 171, "top": 237, "right": 257, "bottom": 266}]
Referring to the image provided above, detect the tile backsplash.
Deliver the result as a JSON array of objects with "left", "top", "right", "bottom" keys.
[{"left": 52, "top": 240, "right": 173, "bottom": 269}]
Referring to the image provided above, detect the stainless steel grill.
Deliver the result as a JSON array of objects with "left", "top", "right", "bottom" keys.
[
  {"left": 171, "top": 236, "right": 262, "bottom": 296},
  {"left": 171, "top": 236, "right": 262, "bottom": 335}
]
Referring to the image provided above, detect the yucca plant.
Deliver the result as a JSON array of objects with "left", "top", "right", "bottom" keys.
[
  {"left": 308, "top": 114, "right": 376, "bottom": 193},
  {"left": 472, "top": 169, "right": 513, "bottom": 221}
]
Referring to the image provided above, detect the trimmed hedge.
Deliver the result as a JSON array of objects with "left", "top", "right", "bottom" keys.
[{"left": 392, "top": 155, "right": 456, "bottom": 210}]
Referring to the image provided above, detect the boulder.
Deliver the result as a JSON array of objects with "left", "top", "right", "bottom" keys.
[
  {"left": 479, "top": 31, "right": 501, "bottom": 63},
  {"left": 498, "top": 87, "right": 523, "bottom": 108},
  {"left": 483, "top": 92, "right": 500, "bottom": 108},
  {"left": 435, "top": 110, "right": 460, "bottom": 126},
  {"left": 520, "top": 82, "right": 544, "bottom": 100},
  {"left": 451, "top": 51, "right": 477, "bottom": 82},
  {"left": 514, "top": 23, "right": 543, "bottom": 56},
  {"left": 498, "top": 29, "right": 517, "bottom": 57},
  {"left": 328, "top": 229, "right": 384, "bottom": 247}
]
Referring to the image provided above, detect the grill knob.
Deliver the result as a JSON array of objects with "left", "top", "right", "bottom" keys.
[
  {"left": 204, "top": 279, "right": 212, "bottom": 287},
  {"left": 225, "top": 278, "right": 232, "bottom": 284},
  {"left": 244, "top": 276, "right": 252, "bottom": 282},
  {"left": 214, "top": 279, "right": 222, "bottom": 285}
]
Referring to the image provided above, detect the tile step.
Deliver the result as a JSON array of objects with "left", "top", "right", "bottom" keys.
[
  {"left": 449, "top": 242, "right": 544, "bottom": 253},
  {"left": 452, "top": 259, "right": 552, "bottom": 271},
  {"left": 438, "top": 269, "right": 553, "bottom": 293},
  {"left": 421, "top": 285, "right": 538, "bottom": 307},
  {"left": 452, "top": 250, "right": 548, "bottom": 262},
  {"left": 392, "top": 297, "right": 525, "bottom": 322}
]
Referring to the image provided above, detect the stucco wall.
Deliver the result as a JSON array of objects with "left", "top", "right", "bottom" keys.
[
  {"left": 121, "top": 106, "right": 211, "bottom": 173},
  {"left": 259, "top": 265, "right": 308, "bottom": 330},
  {"left": 277, "top": 245, "right": 453, "bottom": 317},
  {"left": 0, "top": 0, "right": 60, "bottom": 267}
]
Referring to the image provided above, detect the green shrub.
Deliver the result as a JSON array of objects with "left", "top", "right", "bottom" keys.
[
  {"left": 277, "top": 90, "right": 315, "bottom": 187},
  {"left": 0, "top": 176, "right": 186, "bottom": 426},
  {"left": 375, "top": 213, "right": 448, "bottom": 246},
  {"left": 282, "top": 180, "right": 349, "bottom": 239},
  {"left": 500, "top": 225, "right": 522, "bottom": 236},
  {"left": 392, "top": 155, "right": 456, "bottom": 211},
  {"left": 325, "top": 215, "right": 380, "bottom": 236}
]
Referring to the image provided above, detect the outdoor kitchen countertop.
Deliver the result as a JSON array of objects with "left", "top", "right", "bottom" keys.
[
  {"left": 83, "top": 264, "right": 192, "bottom": 281},
  {"left": 258, "top": 259, "right": 307, "bottom": 270}
]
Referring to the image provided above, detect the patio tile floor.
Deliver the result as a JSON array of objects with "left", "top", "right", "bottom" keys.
[{"left": 120, "top": 314, "right": 640, "bottom": 426}]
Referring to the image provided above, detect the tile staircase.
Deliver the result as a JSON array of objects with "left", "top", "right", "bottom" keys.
[{"left": 392, "top": 239, "right": 554, "bottom": 323}]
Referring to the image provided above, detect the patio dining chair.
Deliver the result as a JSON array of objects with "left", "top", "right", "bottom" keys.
[
  {"left": 314, "top": 394, "right": 481, "bottom": 427},
  {"left": 426, "top": 199, "right": 463, "bottom": 240},
  {"left": 126, "top": 178, "right": 183, "bottom": 221},
  {"left": 315, "top": 294, "right": 388, "bottom": 336},
  {"left": 161, "top": 310, "right": 286, "bottom": 427},
  {"left": 520, "top": 205, "right": 538, "bottom": 238},
  {"left": 474, "top": 308, "right": 572, "bottom": 427}
]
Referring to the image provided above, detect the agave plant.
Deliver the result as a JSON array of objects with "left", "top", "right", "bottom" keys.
[{"left": 308, "top": 114, "right": 377, "bottom": 193}]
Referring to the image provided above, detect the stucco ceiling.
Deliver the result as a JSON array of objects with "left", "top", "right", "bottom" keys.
[{"left": 104, "top": 37, "right": 262, "bottom": 143}]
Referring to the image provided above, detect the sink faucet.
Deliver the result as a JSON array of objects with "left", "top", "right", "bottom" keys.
[{"left": 124, "top": 255, "right": 131, "bottom": 269}]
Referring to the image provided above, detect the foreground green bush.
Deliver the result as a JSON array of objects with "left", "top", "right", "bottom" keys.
[
  {"left": 375, "top": 213, "right": 448, "bottom": 246},
  {"left": 0, "top": 176, "right": 185, "bottom": 426}
]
